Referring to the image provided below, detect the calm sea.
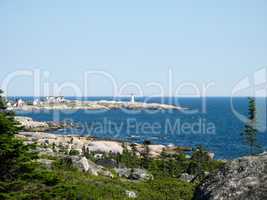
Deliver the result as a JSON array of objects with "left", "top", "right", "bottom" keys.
[{"left": 13, "top": 97, "right": 267, "bottom": 159}]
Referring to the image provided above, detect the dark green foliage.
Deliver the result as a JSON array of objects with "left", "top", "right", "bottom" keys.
[
  {"left": 130, "top": 143, "right": 138, "bottom": 156},
  {"left": 0, "top": 90, "right": 7, "bottom": 110},
  {"left": 187, "top": 146, "right": 209, "bottom": 176},
  {"left": 149, "top": 147, "right": 224, "bottom": 180},
  {"left": 0, "top": 90, "right": 37, "bottom": 181},
  {"left": 141, "top": 140, "right": 151, "bottom": 169},
  {"left": 191, "top": 146, "right": 210, "bottom": 163},
  {"left": 0, "top": 161, "right": 196, "bottom": 200},
  {"left": 242, "top": 97, "right": 262, "bottom": 155},
  {"left": 149, "top": 158, "right": 183, "bottom": 178},
  {"left": 145, "top": 178, "right": 195, "bottom": 200},
  {"left": 57, "top": 143, "right": 68, "bottom": 154},
  {"left": 22, "top": 168, "right": 60, "bottom": 186},
  {"left": 69, "top": 149, "right": 80, "bottom": 156},
  {"left": 0, "top": 134, "right": 36, "bottom": 180},
  {"left": 56, "top": 157, "right": 75, "bottom": 170},
  {"left": 0, "top": 113, "right": 19, "bottom": 135},
  {"left": 115, "top": 143, "right": 140, "bottom": 168},
  {"left": 187, "top": 146, "right": 224, "bottom": 179}
]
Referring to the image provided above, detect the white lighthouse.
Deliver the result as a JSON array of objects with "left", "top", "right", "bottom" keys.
[{"left": 130, "top": 94, "right": 135, "bottom": 103}]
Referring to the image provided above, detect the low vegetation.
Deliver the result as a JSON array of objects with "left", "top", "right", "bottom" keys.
[{"left": 1, "top": 161, "right": 196, "bottom": 200}]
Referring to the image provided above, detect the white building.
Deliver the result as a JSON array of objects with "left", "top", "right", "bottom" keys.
[
  {"left": 46, "top": 96, "right": 65, "bottom": 103},
  {"left": 15, "top": 99, "right": 24, "bottom": 107}
]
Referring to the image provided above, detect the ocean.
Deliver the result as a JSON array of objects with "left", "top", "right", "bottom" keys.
[{"left": 13, "top": 97, "right": 267, "bottom": 159}]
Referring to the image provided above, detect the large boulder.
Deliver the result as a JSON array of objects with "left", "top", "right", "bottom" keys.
[
  {"left": 15, "top": 116, "right": 49, "bottom": 130},
  {"left": 115, "top": 168, "right": 153, "bottom": 181},
  {"left": 35, "top": 147, "right": 57, "bottom": 157},
  {"left": 65, "top": 156, "right": 113, "bottom": 177},
  {"left": 179, "top": 173, "right": 195, "bottom": 183},
  {"left": 98, "top": 170, "right": 114, "bottom": 178},
  {"left": 95, "top": 159, "right": 118, "bottom": 168},
  {"left": 195, "top": 153, "right": 267, "bottom": 200},
  {"left": 67, "top": 156, "right": 100, "bottom": 174},
  {"left": 87, "top": 141, "right": 123, "bottom": 154},
  {"left": 125, "top": 190, "right": 137, "bottom": 199}
]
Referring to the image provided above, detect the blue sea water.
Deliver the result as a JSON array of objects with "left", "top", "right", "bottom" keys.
[{"left": 13, "top": 97, "right": 267, "bottom": 159}]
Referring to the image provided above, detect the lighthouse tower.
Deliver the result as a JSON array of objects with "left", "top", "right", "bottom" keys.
[{"left": 130, "top": 94, "right": 135, "bottom": 103}]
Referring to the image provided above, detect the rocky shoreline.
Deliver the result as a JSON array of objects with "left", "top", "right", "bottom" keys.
[
  {"left": 15, "top": 116, "right": 75, "bottom": 132},
  {"left": 15, "top": 116, "right": 193, "bottom": 157},
  {"left": 17, "top": 131, "right": 191, "bottom": 158}
]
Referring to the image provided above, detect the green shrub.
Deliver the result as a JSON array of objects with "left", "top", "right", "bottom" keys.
[
  {"left": 137, "top": 178, "right": 195, "bottom": 200},
  {"left": 69, "top": 149, "right": 80, "bottom": 156}
]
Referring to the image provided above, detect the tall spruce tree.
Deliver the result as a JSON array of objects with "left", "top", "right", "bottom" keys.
[
  {"left": 242, "top": 97, "right": 261, "bottom": 155},
  {"left": 0, "top": 89, "right": 7, "bottom": 110},
  {"left": 142, "top": 140, "right": 151, "bottom": 169},
  {"left": 0, "top": 90, "right": 35, "bottom": 180}
]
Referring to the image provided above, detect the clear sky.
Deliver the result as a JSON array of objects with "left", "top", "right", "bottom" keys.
[{"left": 1, "top": 0, "right": 267, "bottom": 96}]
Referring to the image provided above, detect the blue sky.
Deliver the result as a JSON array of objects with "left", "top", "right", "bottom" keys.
[{"left": 0, "top": 0, "right": 267, "bottom": 96}]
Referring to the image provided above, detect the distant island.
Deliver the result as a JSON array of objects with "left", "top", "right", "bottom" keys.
[{"left": 8, "top": 95, "right": 185, "bottom": 111}]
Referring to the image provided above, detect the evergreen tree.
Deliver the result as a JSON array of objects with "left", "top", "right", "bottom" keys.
[
  {"left": 0, "top": 89, "right": 7, "bottom": 110},
  {"left": 191, "top": 145, "right": 210, "bottom": 162},
  {"left": 0, "top": 90, "right": 35, "bottom": 180},
  {"left": 242, "top": 97, "right": 261, "bottom": 155},
  {"left": 141, "top": 140, "right": 151, "bottom": 169},
  {"left": 160, "top": 148, "right": 168, "bottom": 159},
  {"left": 130, "top": 143, "right": 138, "bottom": 156},
  {"left": 143, "top": 140, "right": 151, "bottom": 156}
]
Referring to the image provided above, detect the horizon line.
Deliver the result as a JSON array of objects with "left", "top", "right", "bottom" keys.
[{"left": 5, "top": 95, "right": 267, "bottom": 98}]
